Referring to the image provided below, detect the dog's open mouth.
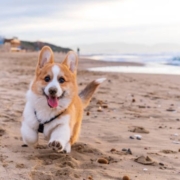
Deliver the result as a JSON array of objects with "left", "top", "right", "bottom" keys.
[
  {"left": 47, "top": 96, "right": 59, "bottom": 108},
  {"left": 44, "top": 91, "right": 65, "bottom": 108}
]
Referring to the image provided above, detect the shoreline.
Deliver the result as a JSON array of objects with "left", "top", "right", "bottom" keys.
[
  {"left": 79, "top": 56, "right": 144, "bottom": 70},
  {"left": 79, "top": 56, "right": 180, "bottom": 76}
]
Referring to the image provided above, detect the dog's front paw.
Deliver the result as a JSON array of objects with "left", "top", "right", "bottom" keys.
[
  {"left": 48, "top": 140, "right": 63, "bottom": 152},
  {"left": 64, "top": 142, "right": 71, "bottom": 153}
]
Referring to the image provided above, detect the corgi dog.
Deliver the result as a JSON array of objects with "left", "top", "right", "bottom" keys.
[{"left": 21, "top": 46, "right": 105, "bottom": 153}]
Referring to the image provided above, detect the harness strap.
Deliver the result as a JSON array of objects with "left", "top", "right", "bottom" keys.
[{"left": 34, "top": 110, "right": 65, "bottom": 133}]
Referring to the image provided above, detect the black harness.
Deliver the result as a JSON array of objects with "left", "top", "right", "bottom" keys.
[{"left": 34, "top": 110, "right": 65, "bottom": 133}]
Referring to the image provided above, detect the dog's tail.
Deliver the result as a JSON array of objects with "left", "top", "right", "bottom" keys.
[{"left": 79, "top": 78, "right": 106, "bottom": 108}]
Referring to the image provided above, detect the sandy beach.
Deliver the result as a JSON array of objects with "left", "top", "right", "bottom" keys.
[{"left": 1, "top": 52, "right": 180, "bottom": 180}]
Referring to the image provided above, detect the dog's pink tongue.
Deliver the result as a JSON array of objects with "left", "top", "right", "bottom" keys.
[{"left": 48, "top": 97, "right": 58, "bottom": 108}]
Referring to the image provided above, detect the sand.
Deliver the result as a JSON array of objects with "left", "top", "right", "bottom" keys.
[{"left": 0, "top": 52, "right": 180, "bottom": 180}]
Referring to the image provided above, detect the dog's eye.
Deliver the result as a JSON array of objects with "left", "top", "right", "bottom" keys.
[
  {"left": 59, "top": 77, "right": 65, "bottom": 84},
  {"left": 44, "top": 75, "right": 51, "bottom": 82}
]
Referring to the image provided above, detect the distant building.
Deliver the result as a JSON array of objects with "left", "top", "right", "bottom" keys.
[
  {"left": 10, "top": 38, "right": 21, "bottom": 52},
  {"left": 3, "top": 37, "right": 21, "bottom": 52},
  {"left": 0, "top": 36, "right": 4, "bottom": 45}
]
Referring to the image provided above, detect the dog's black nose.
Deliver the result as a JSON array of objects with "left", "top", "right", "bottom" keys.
[{"left": 49, "top": 87, "right": 57, "bottom": 95}]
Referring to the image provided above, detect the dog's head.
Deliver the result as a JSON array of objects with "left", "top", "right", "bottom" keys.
[{"left": 31, "top": 46, "right": 78, "bottom": 109}]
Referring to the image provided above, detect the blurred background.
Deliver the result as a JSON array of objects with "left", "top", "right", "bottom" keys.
[{"left": 1, "top": 0, "right": 180, "bottom": 68}]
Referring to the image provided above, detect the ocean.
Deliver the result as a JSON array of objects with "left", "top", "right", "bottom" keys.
[{"left": 82, "top": 53, "right": 180, "bottom": 75}]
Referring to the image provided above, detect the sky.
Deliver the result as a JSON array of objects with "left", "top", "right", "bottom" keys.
[{"left": 1, "top": 0, "right": 180, "bottom": 49}]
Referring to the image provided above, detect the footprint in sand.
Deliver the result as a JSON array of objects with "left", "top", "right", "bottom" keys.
[
  {"left": 16, "top": 163, "right": 26, "bottom": 168},
  {"left": 135, "top": 155, "right": 170, "bottom": 170},
  {"left": 110, "top": 148, "right": 132, "bottom": 155},
  {"left": 134, "top": 156, "right": 157, "bottom": 166},
  {"left": 161, "top": 150, "right": 177, "bottom": 154},
  {"left": 31, "top": 153, "right": 80, "bottom": 179},
  {"left": 36, "top": 153, "right": 79, "bottom": 168},
  {"left": 72, "top": 142, "right": 103, "bottom": 155},
  {"left": 30, "top": 171, "right": 58, "bottom": 180},
  {"left": 35, "top": 144, "right": 48, "bottom": 149},
  {"left": 28, "top": 142, "right": 120, "bottom": 180},
  {"left": 0, "top": 155, "right": 8, "bottom": 162},
  {"left": 97, "top": 156, "right": 118, "bottom": 164},
  {"left": 129, "top": 126, "right": 149, "bottom": 134}
]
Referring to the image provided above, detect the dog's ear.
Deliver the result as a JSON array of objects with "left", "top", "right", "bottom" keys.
[
  {"left": 62, "top": 51, "right": 78, "bottom": 74},
  {"left": 38, "top": 46, "right": 54, "bottom": 69}
]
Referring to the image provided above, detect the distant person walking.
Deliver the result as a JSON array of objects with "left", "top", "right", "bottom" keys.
[{"left": 77, "top": 47, "right": 80, "bottom": 56}]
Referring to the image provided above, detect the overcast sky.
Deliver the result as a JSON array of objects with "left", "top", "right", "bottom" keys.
[{"left": 1, "top": 0, "right": 180, "bottom": 47}]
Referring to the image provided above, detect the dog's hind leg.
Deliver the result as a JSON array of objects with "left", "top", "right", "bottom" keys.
[{"left": 70, "top": 120, "right": 82, "bottom": 145}]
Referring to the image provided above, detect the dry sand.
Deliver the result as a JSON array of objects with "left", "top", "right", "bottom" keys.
[{"left": 0, "top": 52, "right": 180, "bottom": 180}]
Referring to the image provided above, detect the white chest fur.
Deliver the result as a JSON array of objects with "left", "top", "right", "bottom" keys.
[{"left": 21, "top": 90, "right": 71, "bottom": 152}]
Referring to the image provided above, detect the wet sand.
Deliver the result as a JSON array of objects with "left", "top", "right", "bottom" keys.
[{"left": 0, "top": 52, "right": 180, "bottom": 180}]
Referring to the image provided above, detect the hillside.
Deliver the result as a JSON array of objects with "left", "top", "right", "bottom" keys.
[{"left": 20, "top": 40, "right": 71, "bottom": 53}]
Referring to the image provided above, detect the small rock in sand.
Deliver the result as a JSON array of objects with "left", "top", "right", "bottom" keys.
[
  {"left": 86, "top": 112, "right": 90, "bottom": 116},
  {"left": 133, "top": 134, "right": 142, "bottom": 140},
  {"left": 166, "top": 108, "right": 175, "bottom": 112},
  {"left": 88, "top": 176, "right": 93, "bottom": 180},
  {"left": 138, "top": 105, "right": 146, "bottom": 108},
  {"left": 132, "top": 99, "right": 136, "bottom": 103},
  {"left": 21, "top": 144, "right": 28, "bottom": 147},
  {"left": 110, "top": 148, "right": 116, "bottom": 152},
  {"left": 122, "top": 175, "right": 130, "bottom": 180},
  {"left": 121, "top": 148, "right": 132, "bottom": 155},
  {"left": 129, "top": 136, "right": 134, "bottom": 139},
  {"left": 96, "top": 100, "right": 104, "bottom": 105},
  {"left": 159, "top": 162, "right": 164, "bottom": 166},
  {"left": 122, "top": 148, "right": 127, "bottom": 151},
  {"left": 97, "top": 107, "right": 102, "bottom": 112},
  {"left": 102, "top": 105, "right": 108, "bottom": 108},
  {"left": 127, "top": 148, "right": 132, "bottom": 155},
  {"left": 97, "top": 158, "right": 109, "bottom": 164}
]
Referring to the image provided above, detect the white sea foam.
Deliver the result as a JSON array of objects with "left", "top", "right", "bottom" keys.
[
  {"left": 83, "top": 53, "right": 180, "bottom": 64},
  {"left": 84, "top": 53, "right": 180, "bottom": 75},
  {"left": 88, "top": 63, "right": 180, "bottom": 75}
]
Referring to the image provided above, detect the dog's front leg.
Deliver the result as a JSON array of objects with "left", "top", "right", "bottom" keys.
[
  {"left": 21, "top": 122, "right": 38, "bottom": 146},
  {"left": 48, "top": 123, "right": 71, "bottom": 153}
]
